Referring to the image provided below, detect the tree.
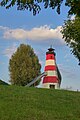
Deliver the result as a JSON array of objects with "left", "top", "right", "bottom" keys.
[
  {"left": 9, "top": 44, "right": 41, "bottom": 86},
  {"left": 0, "top": 0, "right": 80, "bottom": 16},
  {"left": 61, "top": 16, "right": 80, "bottom": 65},
  {"left": 65, "top": 0, "right": 80, "bottom": 16}
]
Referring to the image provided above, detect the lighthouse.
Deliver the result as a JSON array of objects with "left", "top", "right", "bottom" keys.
[{"left": 42, "top": 46, "right": 61, "bottom": 89}]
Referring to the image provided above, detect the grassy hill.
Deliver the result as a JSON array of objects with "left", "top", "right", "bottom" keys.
[
  {"left": 0, "top": 79, "right": 9, "bottom": 85},
  {"left": 0, "top": 85, "right": 80, "bottom": 120}
]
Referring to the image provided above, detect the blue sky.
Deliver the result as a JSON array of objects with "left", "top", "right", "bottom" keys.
[{"left": 0, "top": 2, "right": 80, "bottom": 90}]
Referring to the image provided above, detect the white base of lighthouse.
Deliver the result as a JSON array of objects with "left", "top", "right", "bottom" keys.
[{"left": 42, "top": 83, "right": 60, "bottom": 89}]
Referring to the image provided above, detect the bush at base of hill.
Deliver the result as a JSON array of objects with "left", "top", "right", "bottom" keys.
[{"left": 0, "top": 79, "right": 9, "bottom": 85}]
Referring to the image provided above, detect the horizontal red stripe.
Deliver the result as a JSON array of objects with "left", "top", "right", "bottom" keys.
[
  {"left": 45, "top": 65, "right": 57, "bottom": 71},
  {"left": 46, "top": 54, "right": 55, "bottom": 60},
  {"left": 43, "top": 76, "right": 58, "bottom": 83}
]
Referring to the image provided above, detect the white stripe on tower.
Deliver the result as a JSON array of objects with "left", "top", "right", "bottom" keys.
[
  {"left": 45, "top": 60, "right": 56, "bottom": 66},
  {"left": 46, "top": 71, "right": 57, "bottom": 76}
]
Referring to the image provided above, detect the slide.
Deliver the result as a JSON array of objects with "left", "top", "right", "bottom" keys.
[{"left": 26, "top": 72, "right": 47, "bottom": 87}]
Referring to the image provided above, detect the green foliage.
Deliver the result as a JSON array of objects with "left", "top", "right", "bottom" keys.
[
  {"left": 9, "top": 44, "right": 41, "bottom": 86},
  {"left": 0, "top": 0, "right": 80, "bottom": 16},
  {"left": 61, "top": 16, "right": 80, "bottom": 65},
  {"left": 0, "top": 85, "right": 80, "bottom": 120},
  {"left": 0, "top": 79, "right": 9, "bottom": 85},
  {"left": 0, "top": 0, "right": 63, "bottom": 15},
  {"left": 65, "top": 0, "right": 80, "bottom": 16}
]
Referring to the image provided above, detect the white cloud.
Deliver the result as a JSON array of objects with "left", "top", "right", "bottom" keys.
[
  {"left": 0, "top": 25, "right": 63, "bottom": 43},
  {"left": 3, "top": 44, "right": 17, "bottom": 58},
  {"left": 0, "top": 26, "right": 9, "bottom": 30},
  {"left": 3, "top": 29, "right": 27, "bottom": 40}
]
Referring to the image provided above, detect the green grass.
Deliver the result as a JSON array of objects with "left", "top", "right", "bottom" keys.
[{"left": 0, "top": 85, "right": 80, "bottom": 120}]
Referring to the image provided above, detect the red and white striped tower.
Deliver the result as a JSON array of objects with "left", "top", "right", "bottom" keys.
[{"left": 42, "top": 47, "right": 61, "bottom": 89}]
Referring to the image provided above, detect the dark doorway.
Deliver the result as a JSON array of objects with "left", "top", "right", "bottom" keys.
[{"left": 50, "top": 85, "right": 55, "bottom": 89}]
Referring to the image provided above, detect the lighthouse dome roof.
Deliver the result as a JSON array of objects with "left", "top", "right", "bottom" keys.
[{"left": 46, "top": 46, "right": 56, "bottom": 55}]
